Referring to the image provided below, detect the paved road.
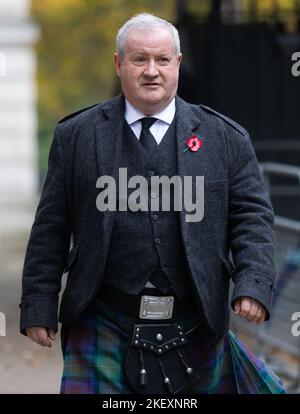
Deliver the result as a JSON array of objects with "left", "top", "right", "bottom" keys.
[{"left": 0, "top": 228, "right": 62, "bottom": 394}]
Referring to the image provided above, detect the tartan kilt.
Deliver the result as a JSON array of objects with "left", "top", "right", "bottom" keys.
[{"left": 60, "top": 302, "right": 286, "bottom": 394}]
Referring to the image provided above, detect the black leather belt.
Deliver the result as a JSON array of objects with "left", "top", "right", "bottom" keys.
[{"left": 97, "top": 284, "right": 200, "bottom": 321}]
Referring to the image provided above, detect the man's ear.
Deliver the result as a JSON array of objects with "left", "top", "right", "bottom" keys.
[
  {"left": 177, "top": 53, "right": 183, "bottom": 66},
  {"left": 114, "top": 53, "right": 121, "bottom": 77}
]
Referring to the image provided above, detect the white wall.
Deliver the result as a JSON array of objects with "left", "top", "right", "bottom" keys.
[
  {"left": 0, "top": 0, "right": 39, "bottom": 204},
  {"left": 0, "top": 0, "right": 30, "bottom": 19}
]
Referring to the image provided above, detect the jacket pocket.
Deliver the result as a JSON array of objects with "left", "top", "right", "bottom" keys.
[
  {"left": 221, "top": 256, "right": 236, "bottom": 281},
  {"left": 64, "top": 244, "right": 79, "bottom": 273}
]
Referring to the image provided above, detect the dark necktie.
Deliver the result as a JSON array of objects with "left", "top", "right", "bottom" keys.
[
  {"left": 139, "top": 117, "right": 158, "bottom": 153},
  {"left": 139, "top": 118, "right": 171, "bottom": 293}
]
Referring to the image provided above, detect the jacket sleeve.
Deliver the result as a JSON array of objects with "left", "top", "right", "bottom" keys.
[
  {"left": 227, "top": 128, "right": 276, "bottom": 319},
  {"left": 20, "top": 125, "right": 71, "bottom": 335}
]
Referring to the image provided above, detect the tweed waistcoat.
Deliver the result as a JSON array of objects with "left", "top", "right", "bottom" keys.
[{"left": 101, "top": 117, "right": 192, "bottom": 298}]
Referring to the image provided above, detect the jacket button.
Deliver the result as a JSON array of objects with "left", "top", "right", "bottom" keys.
[
  {"left": 152, "top": 214, "right": 158, "bottom": 221},
  {"left": 154, "top": 238, "right": 161, "bottom": 245},
  {"left": 148, "top": 170, "right": 155, "bottom": 176}
]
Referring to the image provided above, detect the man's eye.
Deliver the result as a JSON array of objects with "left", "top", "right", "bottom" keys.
[
  {"left": 134, "top": 56, "right": 146, "bottom": 63},
  {"left": 158, "top": 57, "right": 169, "bottom": 64}
]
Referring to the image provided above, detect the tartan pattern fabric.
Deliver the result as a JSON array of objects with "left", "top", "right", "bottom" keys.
[{"left": 60, "top": 305, "right": 286, "bottom": 394}]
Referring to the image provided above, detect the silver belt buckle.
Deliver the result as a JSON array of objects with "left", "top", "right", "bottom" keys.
[{"left": 139, "top": 295, "right": 174, "bottom": 320}]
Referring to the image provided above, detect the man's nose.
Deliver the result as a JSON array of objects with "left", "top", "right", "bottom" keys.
[{"left": 144, "top": 59, "right": 159, "bottom": 77}]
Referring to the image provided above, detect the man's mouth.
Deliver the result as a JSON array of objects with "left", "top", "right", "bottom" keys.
[{"left": 142, "top": 83, "right": 161, "bottom": 87}]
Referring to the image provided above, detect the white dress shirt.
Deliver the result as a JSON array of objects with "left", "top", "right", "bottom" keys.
[{"left": 125, "top": 98, "right": 176, "bottom": 145}]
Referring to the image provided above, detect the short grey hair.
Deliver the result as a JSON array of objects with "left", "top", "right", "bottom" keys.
[{"left": 116, "top": 13, "right": 181, "bottom": 60}]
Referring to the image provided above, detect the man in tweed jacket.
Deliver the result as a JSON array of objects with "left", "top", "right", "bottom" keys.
[{"left": 20, "top": 13, "right": 278, "bottom": 393}]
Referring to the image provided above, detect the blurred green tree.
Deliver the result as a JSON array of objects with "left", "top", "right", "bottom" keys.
[{"left": 32, "top": 0, "right": 175, "bottom": 172}]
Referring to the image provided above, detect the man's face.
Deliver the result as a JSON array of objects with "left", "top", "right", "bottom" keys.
[{"left": 114, "top": 28, "right": 182, "bottom": 115}]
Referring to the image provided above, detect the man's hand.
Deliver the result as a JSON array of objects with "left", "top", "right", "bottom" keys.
[
  {"left": 233, "top": 296, "right": 267, "bottom": 324},
  {"left": 25, "top": 326, "right": 56, "bottom": 347}
]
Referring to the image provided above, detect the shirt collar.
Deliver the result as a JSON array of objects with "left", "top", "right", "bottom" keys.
[{"left": 125, "top": 98, "right": 176, "bottom": 126}]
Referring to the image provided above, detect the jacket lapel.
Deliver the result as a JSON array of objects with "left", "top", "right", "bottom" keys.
[
  {"left": 175, "top": 95, "right": 203, "bottom": 177},
  {"left": 92, "top": 95, "right": 125, "bottom": 256},
  {"left": 94, "top": 94, "right": 125, "bottom": 181},
  {"left": 175, "top": 96, "right": 204, "bottom": 239}
]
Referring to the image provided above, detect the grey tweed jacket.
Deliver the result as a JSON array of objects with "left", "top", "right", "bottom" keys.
[{"left": 20, "top": 95, "right": 276, "bottom": 335}]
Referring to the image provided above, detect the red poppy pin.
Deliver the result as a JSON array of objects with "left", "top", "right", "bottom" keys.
[{"left": 183, "top": 135, "right": 203, "bottom": 153}]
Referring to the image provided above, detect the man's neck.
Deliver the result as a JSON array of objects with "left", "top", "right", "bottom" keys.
[
  {"left": 125, "top": 98, "right": 176, "bottom": 126},
  {"left": 125, "top": 98, "right": 175, "bottom": 117}
]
